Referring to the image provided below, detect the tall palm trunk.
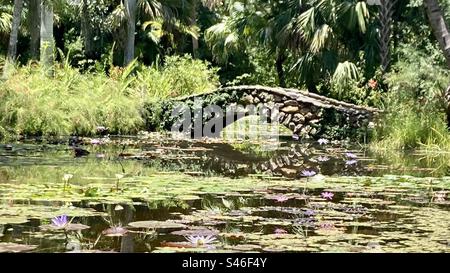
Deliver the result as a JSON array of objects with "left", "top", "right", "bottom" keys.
[
  {"left": 123, "top": 0, "right": 137, "bottom": 66},
  {"left": 191, "top": 1, "right": 199, "bottom": 58},
  {"left": 276, "top": 50, "right": 286, "bottom": 88},
  {"left": 423, "top": 0, "right": 450, "bottom": 127},
  {"left": 423, "top": 0, "right": 450, "bottom": 67},
  {"left": 29, "top": 0, "right": 40, "bottom": 60},
  {"left": 2, "top": 0, "right": 23, "bottom": 78},
  {"left": 40, "top": 1, "right": 54, "bottom": 76},
  {"left": 81, "top": 0, "right": 95, "bottom": 59}
]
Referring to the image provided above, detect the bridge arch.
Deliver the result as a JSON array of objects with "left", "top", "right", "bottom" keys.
[{"left": 155, "top": 85, "right": 380, "bottom": 140}]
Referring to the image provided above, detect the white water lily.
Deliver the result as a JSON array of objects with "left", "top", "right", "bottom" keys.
[
  {"left": 114, "top": 204, "right": 124, "bottom": 211},
  {"left": 63, "top": 174, "right": 73, "bottom": 181},
  {"left": 185, "top": 235, "right": 217, "bottom": 246},
  {"left": 115, "top": 174, "right": 125, "bottom": 180}
]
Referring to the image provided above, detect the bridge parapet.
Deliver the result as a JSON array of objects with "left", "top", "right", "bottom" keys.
[{"left": 150, "top": 85, "right": 381, "bottom": 140}]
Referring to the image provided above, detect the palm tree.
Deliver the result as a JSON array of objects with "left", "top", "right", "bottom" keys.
[
  {"left": 423, "top": 0, "right": 450, "bottom": 127},
  {"left": 423, "top": 0, "right": 450, "bottom": 68},
  {"left": 40, "top": 0, "right": 54, "bottom": 76},
  {"left": 2, "top": 0, "right": 23, "bottom": 78},
  {"left": 29, "top": 0, "right": 40, "bottom": 60},
  {"left": 205, "top": 0, "right": 375, "bottom": 91},
  {"left": 286, "top": 0, "right": 374, "bottom": 92},
  {"left": 123, "top": 0, "right": 137, "bottom": 66},
  {"left": 81, "top": 0, "right": 95, "bottom": 59},
  {"left": 121, "top": 0, "right": 196, "bottom": 66},
  {"left": 0, "top": 3, "right": 12, "bottom": 36}
]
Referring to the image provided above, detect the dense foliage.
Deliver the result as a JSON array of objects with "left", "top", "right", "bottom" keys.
[{"left": 0, "top": 0, "right": 449, "bottom": 149}]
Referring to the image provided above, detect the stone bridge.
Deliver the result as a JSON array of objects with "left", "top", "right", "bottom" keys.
[{"left": 151, "top": 85, "right": 381, "bottom": 140}]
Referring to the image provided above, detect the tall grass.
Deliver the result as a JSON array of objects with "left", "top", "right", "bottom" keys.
[
  {"left": 0, "top": 54, "right": 219, "bottom": 138},
  {"left": 371, "top": 45, "right": 450, "bottom": 151}
]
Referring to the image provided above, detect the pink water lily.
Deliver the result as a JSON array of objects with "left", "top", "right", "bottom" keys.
[
  {"left": 321, "top": 192, "right": 334, "bottom": 200},
  {"left": 274, "top": 228, "right": 288, "bottom": 234},
  {"left": 273, "top": 195, "right": 289, "bottom": 203},
  {"left": 102, "top": 226, "right": 128, "bottom": 237}
]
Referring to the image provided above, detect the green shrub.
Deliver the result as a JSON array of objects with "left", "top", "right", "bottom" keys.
[
  {"left": 0, "top": 54, "right": 220, "bottom": 138},
  {"left": 0, "top": 65, "right": 144, "bottom": 137},
  {"left": 162, "top": 55, "right": 219, "bottom": 97},
  {"left": 371, "top": 45, "right": 450, "bottom": 150}
]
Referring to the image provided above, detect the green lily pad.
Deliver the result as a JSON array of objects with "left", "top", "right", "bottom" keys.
[
  {"left": 0, "top": 243, "right": 37, "bottom": 253},
  {"left": 128, "top": 221, "right": 186, "bottom": 230}
]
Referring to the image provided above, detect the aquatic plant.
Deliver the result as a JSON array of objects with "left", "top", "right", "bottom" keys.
[
  {"left": 318, "top": 138, "right": 329, "bottom": 145},
  {"left": 321, "top": 192, "right": 334, "bottom": 200},
  {"left": 115, "top": 173, "right": 125, "bottom": 191},
  {"left": 273, "top": 195, "right": 289, "bottom": 203},
  {"left": 62, "top": 174, "right": 73, "bottom": 191},
  {"left": 274, "top": 228, "right": 288, "bottom": 234},
  {"left": 185, "top": 235, "right": 217, "bottom": 247},
  {"left": 345, "top": 159, "right": 358, "bottom": 165},
  {"left": 345, "top": 152, "right": 357, "bottom": 159},
  {"left": 102, "top": 226, "right": 129, "bottom": 237},
  {"left": 51, "top": 215, "right": 68, "bottom": 228},
  {"left": 302, "top": 170, "right": 317, "bottom": 177},
  {"left": 304, "top": 209, "right": 316, "bottom": 216},
  {"left": 317, "top": 156, "right": 330, "bottom": 162}
]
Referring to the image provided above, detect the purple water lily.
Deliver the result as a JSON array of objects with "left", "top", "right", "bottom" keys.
[
  {"left": 317, "top": 156, "right": 330, "bottom": 162},
  {"left": 273, "top": 195, "right": 289, "bottom": 203},
  {"left": 317, "top": 138, "right": 329, "bottom": 145},
  {"left": 274, "top": 228, "right": 288, "bottom": 234},
  {"left": 304, "top": 209, "right": 316, "bottom": 216},
  {"left": 302, "top": 170, "right": 317, "bottom": 177},
  {"left": 346, "top": 159, "right": 358, "bottom": 165},
  {"left": 321, "top": 191, "right": 334, "bottom": 200},
  {"left": 51, "top": 215, "right": 68, "bottom": 228},
  {"left": 345, "top": 152, "right": 357, "bottom": 159},
  {"left": 292, "top": 134, "right": 300, "bottom": 141},
  {"left": 96, "top": 126, "right": 108, "bottom": 132},
  {"left": 90, "top": 139, "right": 101, "bottom": 145},
  {"left": 295, "top": 218, "right": 316, "bottom": 227},
  {"left": 319, "top": 222, "right": 335, "bottom": 230}
]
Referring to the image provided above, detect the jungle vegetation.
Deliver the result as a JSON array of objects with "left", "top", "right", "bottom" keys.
[{"left": 0, "top": 0, "right": 449, "bottom": 150}]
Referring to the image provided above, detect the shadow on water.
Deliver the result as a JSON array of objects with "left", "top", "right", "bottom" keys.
[{"left": 0, "top": 134, "right": 449, "bottom": 252}]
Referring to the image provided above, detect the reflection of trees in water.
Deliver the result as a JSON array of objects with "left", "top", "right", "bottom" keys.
[
  {"left": 120, "top": 205, "right": 134, "bottom": 253},
  {"left": 141, "top": 142, "right": 367, "bottom": 178}
]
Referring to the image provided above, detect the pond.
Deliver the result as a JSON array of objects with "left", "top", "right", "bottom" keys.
[{"left": 0, "top": 133, "right": 449, "bottom": 253}]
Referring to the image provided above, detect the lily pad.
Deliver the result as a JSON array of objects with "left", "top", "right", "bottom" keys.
[
  {"left": 128, "top": 220, "right": 186, "bottom": 230},
  {"left": 39, "top": 223, "right": 90, "bottom": 231},
  {"left": 0, "top": 243, "right": 37, "bottom": 253}
]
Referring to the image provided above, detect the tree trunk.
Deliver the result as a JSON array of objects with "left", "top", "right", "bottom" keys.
[
  {"left": 191, "top": 1, "right": 199, "bottom": 58},
  {"left": 276, "top": 51, "right": 286, "bottom": 88},
  {"left": 123, "top": 0, "right": 137, "bottom": 66},
  {"left": 423, "top": 0, "right": 450, "bottom": 68},
  {"left": 2, "top": 0, "right": 23, "bottom": 78},
  {"left": 81, "top": 0, "right": 95, "bottom": 59},
  {"left": 40, "top": 2, "right": 54, "bottom": 76},
  {"left": 29, "top": 0, "right": 40, "bottom": 60},
  {"left": 423, "top": 0, "right": 450, "bottom": 128}
]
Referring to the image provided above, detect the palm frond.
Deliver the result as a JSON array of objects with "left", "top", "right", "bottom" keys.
[{"left": 332, "top": 61, "right": 360, "bottom": 84}]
